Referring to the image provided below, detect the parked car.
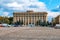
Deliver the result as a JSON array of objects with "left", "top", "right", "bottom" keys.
[
  {"left": 55, "top": 24, "right": 60, "bottom": 29},
  {"left": 0, "top": 24, "right": 3, "bottom": 27},
  {"left": 2, "top": 24, "right": 9, "bottom": 27}
]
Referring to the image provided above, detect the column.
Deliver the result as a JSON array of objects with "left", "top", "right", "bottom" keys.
[
  {"left": 31, "top": 14, "right": 32, "bottom": 25},
  {"left": 13, "top": 17, "right": 16, "bottom": 23},
  {"left": 24, "top": 17, "right": 25, "bottom": 26},
  {"left": 34, "top": 16, "right": 35, "bottom": 26},
  {"left": 37, "top": 15, "right": 39, "bottom": 25},
  {"left": 24, "top": 16, "right": 25, "bottom": 26},
  {"left": 25, "top": 17, "right": 26, "bottom": 26},
  {"left": 17, "top": 17, "right": 19, "bottom": 21},
  {"left": 38, "top": 15, "right": 39, "bottom": 25},
  {"left": 46, "top": 16, "right": 47, "bottom": 22},
  {"left": 59, "top": 17, "right": 60, "bottom": 24},
  {"left": 31, "top": 15, "right": 32, "bottom": 24},
  {"left": 35, "top": 14, "right": 36, "bottom": 25},
  {"left": 16, "top": 17, "right": 17, "bottom": 22},
  {"left": 39, "top": 16, "right": 40, "bottom": 20},
  {"left": 39, "top": 16, "right": 40, "bottom": 25},
  {"left": 42, "top": 16, "right": 43, "bottom": 22},
  {"left": 40, "top": 16, "right": 42, "bottom": 22},
  {"left": 28, "top": 16, "right": 29, "bottom": 25},
  {"left": 19, "top": 17, "right": 20, "bottom": 21},
  {"left": 23, "top": 17, "right": 24, "bottom": 26},
  {"left": 26, "top": 16, "right": 28, "bottom": 25},
  {"left": 44, "top": 16, "right": 46, "bottom": 22}
]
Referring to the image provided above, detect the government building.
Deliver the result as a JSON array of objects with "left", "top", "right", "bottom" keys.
[{"left": 13, "top": 10, "right": 48, "bottom": 26}]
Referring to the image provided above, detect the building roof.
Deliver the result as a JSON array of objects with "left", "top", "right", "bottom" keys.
[
  {"left": 55, "top": 15, "right": 60, "bottom": 18},
  {"left": 13, "top": 10, "right": 48, "bottom": 14}
]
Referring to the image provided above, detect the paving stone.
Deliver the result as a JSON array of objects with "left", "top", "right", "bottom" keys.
[{"left": 0, "top": 27, "right": 60, "bottom": 40}]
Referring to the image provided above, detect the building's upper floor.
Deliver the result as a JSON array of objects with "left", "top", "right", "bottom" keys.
[{"left": 13, "top": 10, "right": 48, "bottom": 17}]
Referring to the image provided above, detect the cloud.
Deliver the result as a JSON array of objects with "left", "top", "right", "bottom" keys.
[
  {"left": 47, "top": 11, "right": 60, "bottom": 17},
  {"left": 3, "top": 0, "right": 47, "bottom": 12},
  {"left": 0, "top": 0, "right": 60, "bottom": 18},
  {"left": 5, "top": 2, "right": 24, "bottom": 10},
  {"left": 26, "top": 2, "right": 47, "bottom": 12},
  {"left": 51, "top": 5, "right": 60, "bottom": 12},
  {"left": 57, "top": 5, "right": 60, "bottom": 8},
  {"left": 47, "top": 5, "right": 60, "bottom": 17},
  {"left": 2, "top": 12, "right": 9, "bottom": 16}
]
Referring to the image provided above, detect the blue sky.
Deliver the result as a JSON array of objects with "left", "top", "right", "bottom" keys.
[
  {"left": 39, "top": 0, "right": 60, "bottom": 10},
  {"left": 0, "top": 0, "right": 60, "bottom": 22}
]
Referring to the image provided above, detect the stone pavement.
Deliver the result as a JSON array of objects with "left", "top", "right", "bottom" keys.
[{"left": 0, "top": 27, "right": 60, "bottom": 40}]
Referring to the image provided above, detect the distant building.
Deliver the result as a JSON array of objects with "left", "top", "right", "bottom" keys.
[
  {"left": 54, "top": 15, "right": 60, "bottom": 24},
  {"left": 13, "top": 10, "right": 48, "bottom": 26}
]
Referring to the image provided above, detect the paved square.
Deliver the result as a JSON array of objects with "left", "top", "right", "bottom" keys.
[{"left": 0, "top": 27, "right": 60, "bottom": 40}]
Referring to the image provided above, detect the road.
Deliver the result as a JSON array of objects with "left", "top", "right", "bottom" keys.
[{"left": 0, "top": 27, "right": 60, "bottom": 40}]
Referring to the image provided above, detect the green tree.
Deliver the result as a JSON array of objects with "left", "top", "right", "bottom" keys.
[
  {"left": 36, "top": 20, "right": 43, "bottom": 26},
  {"left": 3, "top": 17, "right": 10, "bottom": 24},
  {"left": 8, "top": 17, "right": 13, "bottom": 24},
  {"left": 36, "top": 20, "right": 49, "bottom": 26},
  {"left": 14, "top": 20, "right": 23, "bottom": 26},
  {"left": 0, "top": 16, "right": 3, "bottom": 23},
  {"left": 0, "top": 16, "right": 10, "bottom": 24}
]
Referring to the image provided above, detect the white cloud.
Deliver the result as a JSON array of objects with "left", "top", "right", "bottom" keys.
[
  {"left": 5, "top": 0, "right": 60, "bottom": 17},
  {"left": 57, "top": 5, "right": 60, "bottom": 8},
  {"left": 4, "top": 0, "right": 47, "bottom": 12},
  {"left": 6, "top": 2, "right": 24, "bottom": 10},
  {"left": 47, "top": 5, "right": 60, "bottom": 17},
  {"left": 2, "top": 12, "right": 9, "bottom": 16},
  {"left": 25, "top": 2, "right": 47, "bottom": 12},
  {"left": 6, "top": 2, "right": 24, "bottom": 8},
  {"left": 47, "top": 11, "right": 60, "bottom": 17}
]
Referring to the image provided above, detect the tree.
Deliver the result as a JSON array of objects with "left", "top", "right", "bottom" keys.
[
  {"left": 14, "top": 20, "right": 23, "bottom": 26},
  {"left": 36, "top": 20, "right": 44, "bottom": 26},
  {"left": 0, "top": 16, "right": 13, "bottom": 24},
  {"left": 36, "top": 20, "right": 49, "bottom": 26},
  {"left": 3, "top": 17, "right": 10, "bottom": 24},
  {"left": 42, "top": 21, "right": 47, "bottom": 26},
  {"left": 8, "top": 17, "right": 13, "bottom": 24},
  {"left": 0, "top": 16, "right": 3, "bottom": 23},
  {"left": 0, "top": 16, "right": 10, "bottom": 24}
]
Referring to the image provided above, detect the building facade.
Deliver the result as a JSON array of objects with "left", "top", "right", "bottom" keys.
[
  {"left": 54, "top": 15, "right": 60, "bottom": 24},
  {"left": 13, "top": 11, "right": 48, "bottom": 26}
]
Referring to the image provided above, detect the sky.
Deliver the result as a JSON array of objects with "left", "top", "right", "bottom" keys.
[{"left": 0, "top": 0, "right": 60, "bottom": 22}]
